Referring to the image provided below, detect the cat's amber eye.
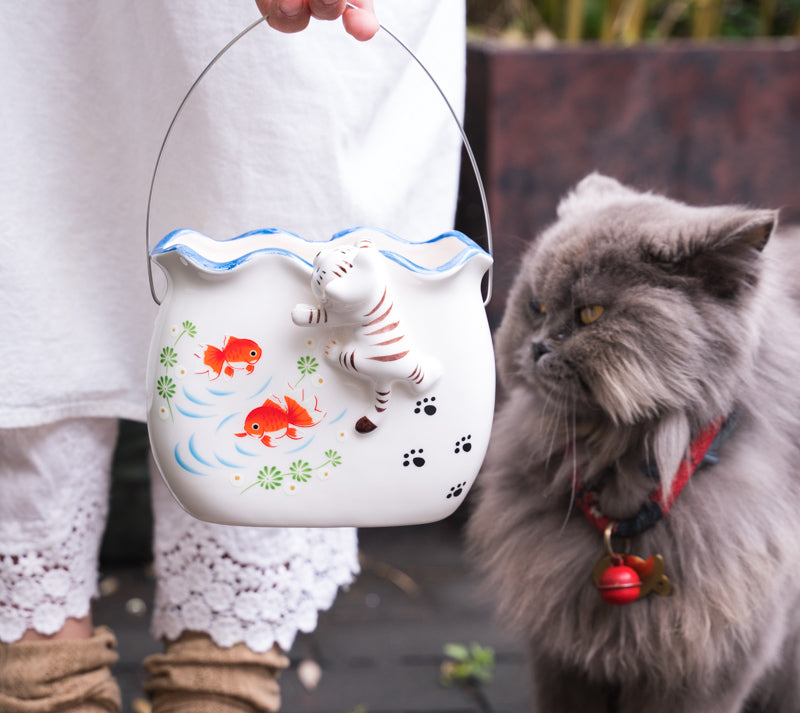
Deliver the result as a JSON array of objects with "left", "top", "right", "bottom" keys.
[
  {"left": 529, "top": 298, "right": 547, "bottom": 315},
  {"left": 579, "top": 305, "right": 605, "bottom": 325}
]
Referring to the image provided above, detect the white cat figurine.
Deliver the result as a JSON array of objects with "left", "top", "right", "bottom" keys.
[{"left": 291, "top": 239, "right": 440, "bottom": 433}]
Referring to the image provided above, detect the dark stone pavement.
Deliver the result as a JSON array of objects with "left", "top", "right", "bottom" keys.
[{"left": 95, "top": 516, "right": 531, "bottom": 713}]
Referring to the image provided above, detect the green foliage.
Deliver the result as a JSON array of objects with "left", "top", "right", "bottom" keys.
[
  {"left": 467, "top": 0, "right": 800, "bottom": 42},
  {"left": 256, "top": 466, "right": 283, "bottom": 490},
  {"left": 156, "top": 375, "right": 176, "bottom": 400},
  {"left": 240, "top": 452, "right": 342, "bottom": 495},
  {"left": 295, "top": 355, "right": 319, "bottom": 386},
  {"left": 159, "top": 346, "right": 178, "bottom": 369},
  {"left": 323, "top": 449, "right": 343, "bottom": 468},
  {"left": 241, "top": 466, "right": 284, "bottom": 494},
  {"left": 174, "top": 320, "right": 197, "bottom": 344},
  {"left": 289, "top": 460, "right": 313, "bottom": 483},
  {"left": 297, "top": 355, "right": 319, "bottom": 375},
  {"left": 440, "top": 642, "right": 496, "bottom": 687}
]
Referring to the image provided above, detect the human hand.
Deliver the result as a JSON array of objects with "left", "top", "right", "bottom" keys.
[{"left": 255, "top": 0, "right": 379, "bottom": 41}]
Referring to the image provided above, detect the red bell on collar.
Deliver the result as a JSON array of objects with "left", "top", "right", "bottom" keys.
[{"left": 597, "top": 558, "right": 642, "bottom": 606}]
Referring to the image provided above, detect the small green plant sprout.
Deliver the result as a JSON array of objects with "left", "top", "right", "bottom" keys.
[
  {"left": 288, "top": 459, "right": 313, "bottom": 483},
  {"left": 156, "top": 375, "right": 176, "bottom": 420},
  {"left": 319, "top": 449, "right": 342, "bottom": 469},
  {"left": 294, "top": 355, "right": 319, "bottom": 386},
  {"left": 156, "top": 375, "right": 176, "bottom": 400},
  {"left": 159, "top": 346, "right": 178, "bottom": 371},
  {"left": 241, "top": 466, "right": 283, "bottom": 494},
  {"left": 173, "top": 320, "right": 197, "bottom": 345},
  {"left": 440, "top": 642, "right": 496, "bottom": 687},
  {"left": 343, "top": 706, "right": 368, "bottom": 713}
]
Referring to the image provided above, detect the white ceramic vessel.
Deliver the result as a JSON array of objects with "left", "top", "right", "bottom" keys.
[{"left": 146, "top": 226, "right": 494, "bottom": 526}]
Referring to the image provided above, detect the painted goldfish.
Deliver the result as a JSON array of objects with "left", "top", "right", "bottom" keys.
[
  {"left": 197, "top": 336, "right": 262, "bottom": 379},
  {"left": 235, "top": 395, "right": 322, "bottom": 448}
]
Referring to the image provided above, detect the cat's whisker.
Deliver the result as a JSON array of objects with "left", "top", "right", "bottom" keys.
[
  {"left": 542, "top": 392, "right": 570, "bottom": 496},
  {"left": 559, "top": 391, "right": 579, "bottom": 532},
  {"left": 541, "top": 390, "right": 567, "bottom": 478},
  {"left": 541, "top": 391, "right": 560, "bottom": 473},
  {"left": 539, "top": 388, "right": 553, "bottom": 418}
]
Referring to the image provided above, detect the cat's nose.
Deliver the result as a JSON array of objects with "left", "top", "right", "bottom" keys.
[{"left": 531, "top": 341, "right": 550, "bottom": 363}]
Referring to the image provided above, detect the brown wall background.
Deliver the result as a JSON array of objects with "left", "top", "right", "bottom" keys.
[{"left": 455, "top": 40, "right": 800, "bottom": 328}]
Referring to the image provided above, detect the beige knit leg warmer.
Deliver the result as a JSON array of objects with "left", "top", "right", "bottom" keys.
[
  {"left": 0, "top": 626, "right": 121, "bottom": 713},
  {"left": 144, "top": 632, "right": 290, "bottom": 713}
]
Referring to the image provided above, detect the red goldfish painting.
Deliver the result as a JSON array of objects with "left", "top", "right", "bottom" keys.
[
  {"left": 197, "top": 337, "right": 262, "bottom": 379},
  {"left": 235, "top": 395, "right": 323, "bottom": 448}
]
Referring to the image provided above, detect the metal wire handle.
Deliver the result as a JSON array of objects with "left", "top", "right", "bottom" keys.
[{"left": 145, "top": 8, "right": 494, "bottom": 306}]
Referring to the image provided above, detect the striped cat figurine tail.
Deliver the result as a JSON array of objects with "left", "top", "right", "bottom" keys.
[{"left": 292, "top": 238, "right": 441, "bottom": 433}]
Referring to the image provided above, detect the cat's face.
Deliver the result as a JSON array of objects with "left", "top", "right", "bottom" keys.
[
  {"left": 497, "top": 174, "right": 775, "bottom": 426},
  {"left": 310, "top": 244, "right": 359, "bottom": 301},
  {"left": 310, "top": 240, "right": 383, "bottom": 308}
]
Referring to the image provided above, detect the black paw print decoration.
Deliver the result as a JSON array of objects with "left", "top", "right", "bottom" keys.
[
  {"left": 414, "top": 397, "right": 437, "bottom": 416},
  {"left": 447, "top": 482, "right": 467, "bottom": 499},
  {"left": 402, "top": 449, "right": 425, "bottom": 468},
  {"left": 454, "top": 435, "right": 472, "bottom": 454}
]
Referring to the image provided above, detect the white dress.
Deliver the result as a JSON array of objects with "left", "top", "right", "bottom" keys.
[{"left": 0, "top": 0, "right": 466, "bottom": 647}]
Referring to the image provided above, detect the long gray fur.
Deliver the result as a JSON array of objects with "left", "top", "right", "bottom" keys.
[{"left": 467, "top": 173, "right": 800, "bottom": 712}]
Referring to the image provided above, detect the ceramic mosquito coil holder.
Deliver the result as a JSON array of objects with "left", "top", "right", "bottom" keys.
[{"left": 145, "top": 16, "right": 495, "bottom": 527}]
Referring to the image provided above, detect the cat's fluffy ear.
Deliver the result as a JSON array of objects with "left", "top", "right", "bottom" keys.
[
  {"left": 557, "top": 173, "right": 637, "bottom": 218},
  {"left": 711, "top": 208, "right": 777, "bottom": 253},
  {"left": 652, "top": 207, "right": 778, "bottom": 299}
]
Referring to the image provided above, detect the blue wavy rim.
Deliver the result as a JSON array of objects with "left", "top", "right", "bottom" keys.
[{"left": 151, "top": 226, "right": 492, "bottom": 276}]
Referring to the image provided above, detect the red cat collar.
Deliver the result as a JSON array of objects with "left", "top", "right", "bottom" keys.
[{"left": 574, "top": 414, "right": 738, "bottom": 539}]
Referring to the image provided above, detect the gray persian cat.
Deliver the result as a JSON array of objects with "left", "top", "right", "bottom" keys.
[{"left": 467, "top": 174, "right": 800, "bottom": 712}]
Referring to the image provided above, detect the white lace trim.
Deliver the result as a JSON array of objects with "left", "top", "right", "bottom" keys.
[
  {"left": 150, "top": 476, "right": 359, "bottom": 652},
  {"left": 0, "top": 419, "right": 114, "bottom": 643},
  {"left": 0, "top": 501, "right": 106, "bottom": 642},
  {"left": 0, "top": 418, "right": 360, "bottom": 650}
]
